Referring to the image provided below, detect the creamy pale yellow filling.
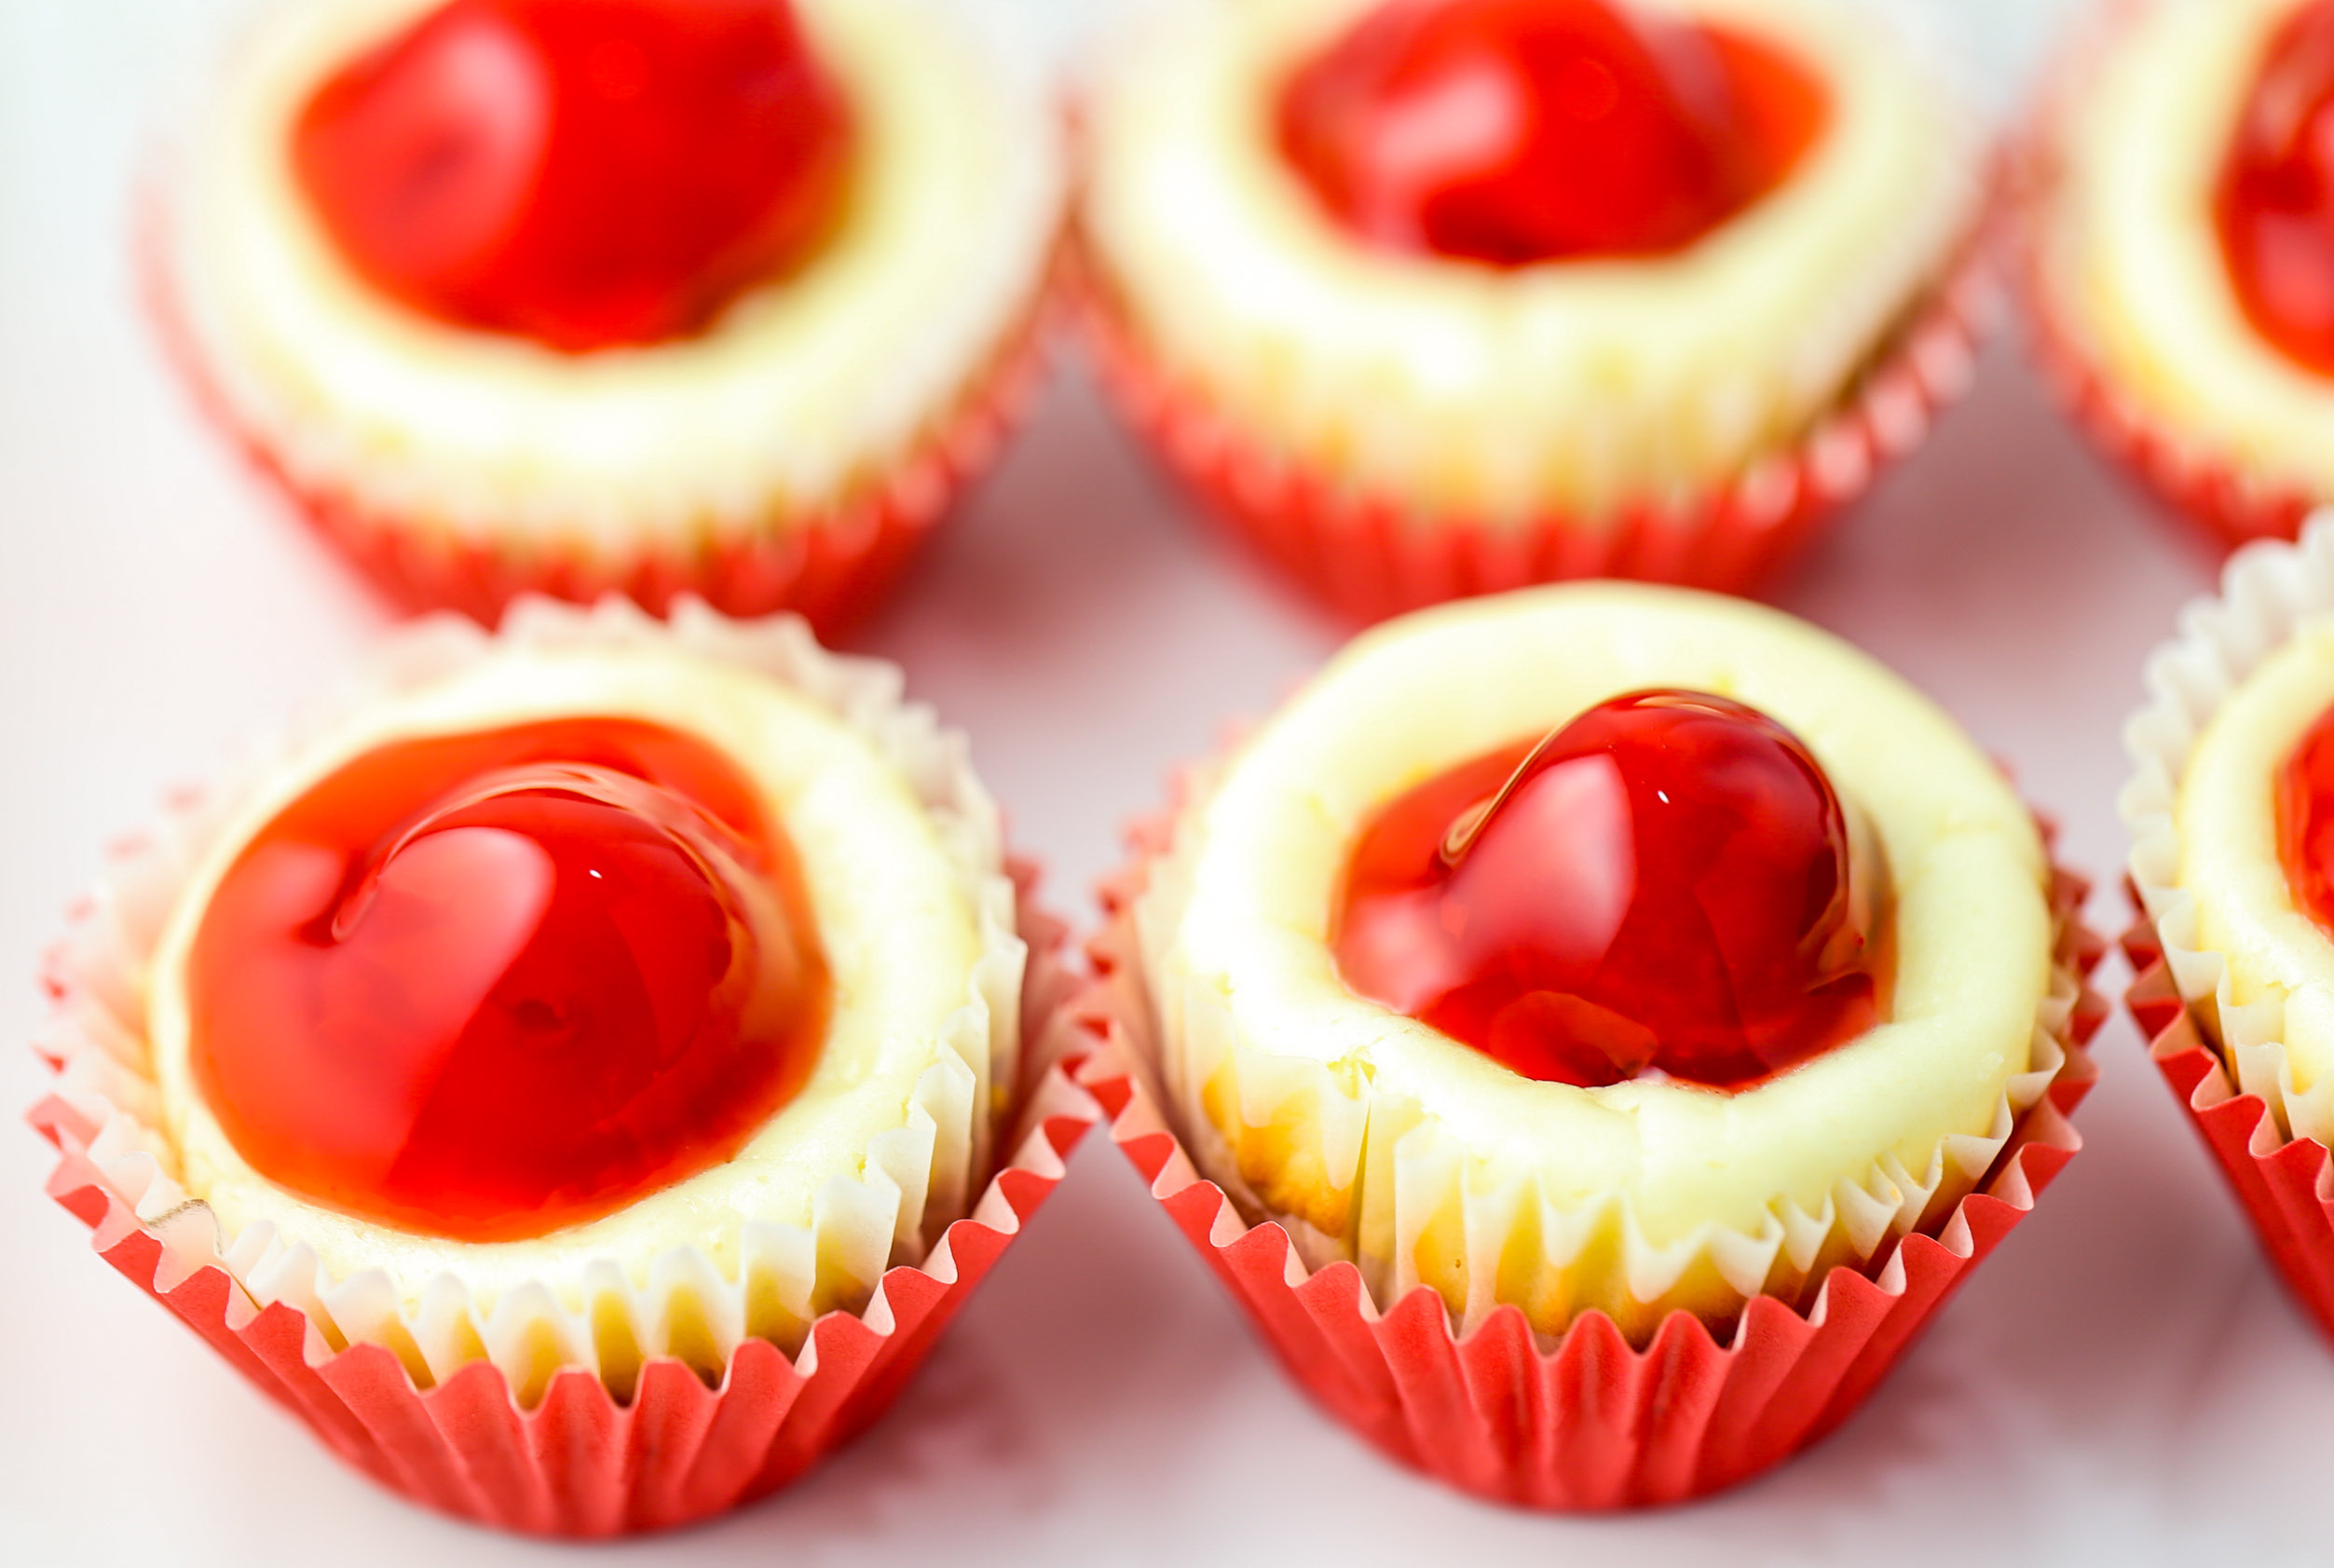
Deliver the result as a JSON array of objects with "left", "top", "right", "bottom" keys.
[
  {"left": 171, "top": 0, "right": 1062, "bottom": 552},
  {"left": 1082, "top": 0, "right": 1982, "bottom": 522},
  {"left": 145, "top": 641, "right": 987, "bottom": 1308},
  {"left": 2036, "top": 0, "right": 2334, "bottom": 494},
  {"left": 1140, "top": 585, "right": 2053, "bottom": 1331},
  {"left": 2176, "top": 620, "right": 2334, "bottom": 1098}
]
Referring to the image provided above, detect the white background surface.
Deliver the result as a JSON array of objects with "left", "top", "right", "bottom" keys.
[{"left": 3, "top": 0, "right": 2321, "bottom": 1562}]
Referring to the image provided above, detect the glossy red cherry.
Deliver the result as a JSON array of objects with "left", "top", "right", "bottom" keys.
[
  {"left": 1333, "top": 689, "right": 1880, "bottom": 1089},
  {"left": 186, "top": 718, "right": 829, "bottom": 1241},
  {"left": 292, "top": 0, "right": 853, "bottom": 351},
  {"left": 2218, "top": 0, "right": 2334, "bottom": 376},
  {"left": 1276, "top": 0, "right": 1826, "bottom": 266},
  {"left": 2278, "top": 699, "right": 2334, "bottom": 931}
]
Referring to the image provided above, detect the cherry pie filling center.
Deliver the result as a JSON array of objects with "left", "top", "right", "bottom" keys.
[
  {"left": 2217, "top": 0, "right": 2334, "bottom": 377},
  {"left": 185, "top": 716, "right": 831, "bottom": 1242},
  {"left": 1332, "top": 689, "right": 1885, "bottom": 1089},
  {"left": 291, "top": 0, "right": 854, "bottom": 352}
]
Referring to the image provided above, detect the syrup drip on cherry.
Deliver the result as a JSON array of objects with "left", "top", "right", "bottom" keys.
[
  {"left": 293, "top": 0, "right": 853, "bottom": 351},
  {"left": 186, "top": 717, "right": 829, "bottom": 1241},
  {"left": 1333, "top": 689, "right": 1881, "bottom": 1089},
  {"left": 1276, "top": 0, "right": 1827, "bottom": 266},
  {"left": 2218, "top": 0, "right": 2334, "bottom": 376}
]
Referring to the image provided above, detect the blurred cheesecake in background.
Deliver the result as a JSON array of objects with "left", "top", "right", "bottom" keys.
[
  {"left": 1075, "top": 0, "right": 1994, "bottom": 620},
  {"left": 154, "top": 0, "right": 1065, "bottom": 634},
  {"left": 2027, "top": 0, "right": 2334, "bottom": 551}
]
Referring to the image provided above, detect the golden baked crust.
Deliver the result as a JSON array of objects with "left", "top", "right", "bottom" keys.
[{"left": 2031, "top": 0, "right": 2334, "bottom": 498}]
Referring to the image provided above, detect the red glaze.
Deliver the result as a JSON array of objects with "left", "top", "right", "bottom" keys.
[
  {"left": 2279, "top": 699, "right": 2334, "bottom": 933},
  {"left": 186, "top": 717, "right": 829, "bottom": 1242},
  {"left": 292, "top": 0, "right": 853, "bottom": 352},
  {"left": 1276, "top": 0, "right": 1827, "bottom": 266},
  {"left": 1332, "top": 689, "right": 1880, "bottom": 1089},
  {"left": 2218, "top": 0, "right": 2334, "bottom": 376}
]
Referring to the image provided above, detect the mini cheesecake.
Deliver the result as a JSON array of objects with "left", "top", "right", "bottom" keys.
[
  {"left": 61, "top": 602, "right": 1026, "bottom": 1392},
  {"left": 2028, "top": 0, "right": 2334, "bottom": 542},
  {"left": 1132, "top": 584, "right": 2074, "bottom": 1338},
  {"left": 157, "top": 0, "right": 1064, "bottom": 629},
  {"left": 1077, "top": 0, "right": 1987, "bottom": 611}
]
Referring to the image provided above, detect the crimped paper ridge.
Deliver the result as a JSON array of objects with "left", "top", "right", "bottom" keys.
[
  {"left": 143, "top": 206, "right": 1062, "bottom": 636},
  {"left": 1071, "top": 209, "right": 1999, "bottom": 621},
  {"left": 34, "top": 595, "right": 1033, "bottom": 1398},
  {"left": 31, "top": 993, "right": 1095, "bottom": 1534},
  {"left": 2121, "top": 515, "right": 2334, "bottom": 1146},
  {"left": 2124, "top": 919, "right": 2334, "bottom": 1349},
  {"left": 1126, "top": 764, "right": 2092, "bottom": 1344},
  {"left": 1080, "top": 804, "right": 2101, "bottom": 1507}
]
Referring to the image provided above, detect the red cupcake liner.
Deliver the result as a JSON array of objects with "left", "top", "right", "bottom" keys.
[
  {"left": 1070, "top": 225, "right": 2000, "bottom": 623},
  {"left": 2021, "top": 276, "right": 2314, "bottom": 555},
  {"left": 2122, "top": 908, "right": 2334, "bottom": 1345},
  {"left": 142, "top": 212, "right": 1064, "bottom": 642},
  {"left": 1072, "top": 799, "right": 2104, "bottom": 1509},
  {"left": 2013, "top": 5, "right": 2319, "bottom": 555},
  {"left": 28, "top": 865, "right": 1099, "bottom": 1539}
]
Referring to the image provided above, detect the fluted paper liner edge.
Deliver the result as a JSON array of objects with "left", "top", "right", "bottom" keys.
[
  {"left": 2015, "top": 0, "right": 2321, "bottom": 553},
  {"left": 1070, "top": 194, "right": 2000, "bottom": 621},
  {"left": 138, "top": 0, "right": 1070, "bottom": 636},
  {"left": 2118, "top": 513, "right": 2334, "bottom": 1347}
]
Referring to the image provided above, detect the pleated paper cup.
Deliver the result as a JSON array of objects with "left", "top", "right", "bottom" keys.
[
  {"left": 2122, "top": 917, "right": 2334, "bottom": 1343},
  {"left": 1071, "top": 226, "right": 1999, "bottom": 625},
  {"left": 2021, "top": 261, "right": 2314, "bottom": 556},
  {"left": 140, "top": 0, "right": 1068, "bottom": 640},
  {"left": 1076, "top": 793, "right": 2102, "bottom": 1508},
  {"left": 28, "top": 597, "right": 1100, "bottom": 1536},
  {"left": 144, "top": 217, "right": 1063, "bottom": 641}
]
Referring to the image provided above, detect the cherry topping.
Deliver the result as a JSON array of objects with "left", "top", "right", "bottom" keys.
[
  {"left": 2218, "top": 0, "right": 2334, "bottom": 376},
  {"left": 292, "top": 0, "right": 853, "bottom": 351},
  {"left": 1276, "top": 0, "right": 1827, "bottom": 266},
  {"left": 2278, "top": 699, "right": 2334, "bottom": 932},
  {"left": 185, "top": 718, "right": 829, "bottom": 1241},
  {"left": 1332, "top": 690, "right": 1880, "bottom": 1089}
]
